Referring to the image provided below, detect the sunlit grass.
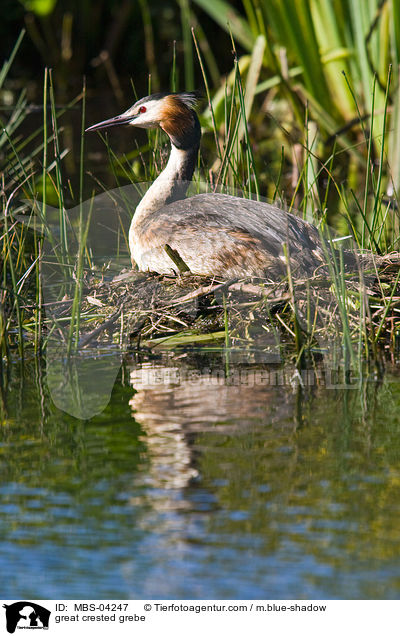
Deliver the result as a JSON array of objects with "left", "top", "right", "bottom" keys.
[{"left": 0, "top": 26, "right": 400, "bottom": 373}]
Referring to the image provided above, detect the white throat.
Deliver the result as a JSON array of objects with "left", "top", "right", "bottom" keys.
[
  {"left": 132, "top": 145, "right": 190, "bottom": 226},
  {"left": 128, "top": 132, "right": 199, "bottom": 269}
]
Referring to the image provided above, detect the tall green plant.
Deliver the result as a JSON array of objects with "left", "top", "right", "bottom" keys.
[{"left": 192, "top": 0, "right": 400, "bottom": 192}]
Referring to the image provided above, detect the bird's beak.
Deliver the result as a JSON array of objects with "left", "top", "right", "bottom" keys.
[{"left": 85, "top": 113, "right": 136, "bottom": 133}]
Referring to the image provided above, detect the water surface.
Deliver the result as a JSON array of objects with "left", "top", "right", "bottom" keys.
[{"left": 1, "top": 353, "right": 400, "bottom": 599}]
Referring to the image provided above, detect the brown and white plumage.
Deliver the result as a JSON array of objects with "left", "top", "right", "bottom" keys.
[{"left": 86, "top": 92, "right": 324, "bottom": 278}]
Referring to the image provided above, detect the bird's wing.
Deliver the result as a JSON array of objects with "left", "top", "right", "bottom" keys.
[{"left": 134, "top": 193, "right": 323, "bottom": 277}]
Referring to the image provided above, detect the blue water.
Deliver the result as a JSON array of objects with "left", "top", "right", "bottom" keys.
[{"left": 1, "top": 355, "right": 400, "bottom": 599}]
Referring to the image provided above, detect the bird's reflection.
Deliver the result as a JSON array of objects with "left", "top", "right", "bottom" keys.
[{"left": 128, "top": 359, "right": 297, "bottom": 493}]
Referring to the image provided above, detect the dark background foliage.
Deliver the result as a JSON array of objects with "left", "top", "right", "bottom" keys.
[{"left": 1, "top": 0, "right": 235, "bottom": 99}]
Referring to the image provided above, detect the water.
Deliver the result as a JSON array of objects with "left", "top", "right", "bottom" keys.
[{"left": 1, "top": 353, "right": 400, "bottom": 599}]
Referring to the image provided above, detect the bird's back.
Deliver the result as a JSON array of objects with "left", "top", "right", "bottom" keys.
[{"left": 132, "top": 192, "right": 324, "bottom": 278}]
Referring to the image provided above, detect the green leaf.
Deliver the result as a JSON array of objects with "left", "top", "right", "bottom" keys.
[
  {"left": 192, "top": 0, "right": 255, "bottom": 50},
  {"left": 19, "top": 0, "right": 57, "bottom": 17}
]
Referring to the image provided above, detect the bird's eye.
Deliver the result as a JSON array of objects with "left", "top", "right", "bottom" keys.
[{"left": 139, "top": 106, "right": 147, "bottom": 114}]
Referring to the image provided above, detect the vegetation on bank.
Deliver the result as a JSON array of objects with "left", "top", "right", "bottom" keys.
[{"left": 1, "top": 0, "right": 400, "bottom": 373}]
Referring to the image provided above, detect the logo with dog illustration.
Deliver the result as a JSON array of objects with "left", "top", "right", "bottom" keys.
[{"left": 3, "top": 602, "right": 50, "bottom": 633}]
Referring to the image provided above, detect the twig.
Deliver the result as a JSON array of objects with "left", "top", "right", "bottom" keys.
[
  {"left": 78, "top": 307, "right": 122, "bottom": 347},
  {"left": 163, "top": 278, "right": 237, "bottom": 307}
]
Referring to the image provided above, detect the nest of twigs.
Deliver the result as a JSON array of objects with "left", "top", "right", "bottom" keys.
[{"left": 62, "top": 250, "right": 400, "bottom": 359}]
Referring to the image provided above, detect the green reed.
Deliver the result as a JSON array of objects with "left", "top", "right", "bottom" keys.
[{"left": 1, "top": 24, "right": 400, "bottom": 367}]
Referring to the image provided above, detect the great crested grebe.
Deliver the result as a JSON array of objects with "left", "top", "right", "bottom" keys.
[{"left": 86, "top": 92, "right": 324, "bottom": 278}]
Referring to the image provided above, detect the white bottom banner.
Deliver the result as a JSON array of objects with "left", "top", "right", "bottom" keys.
[{"left": 0, "top": 600, "right": 397, "bottom": 635}]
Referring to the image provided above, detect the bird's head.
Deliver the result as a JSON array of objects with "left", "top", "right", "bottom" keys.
[{"left": 86, "top": 91, "right": 201, "bottom": 149}]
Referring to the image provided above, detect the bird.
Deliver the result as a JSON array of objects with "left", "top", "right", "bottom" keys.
[{"left": 86, "top": 91, "right": 325, "bottom": 279}]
